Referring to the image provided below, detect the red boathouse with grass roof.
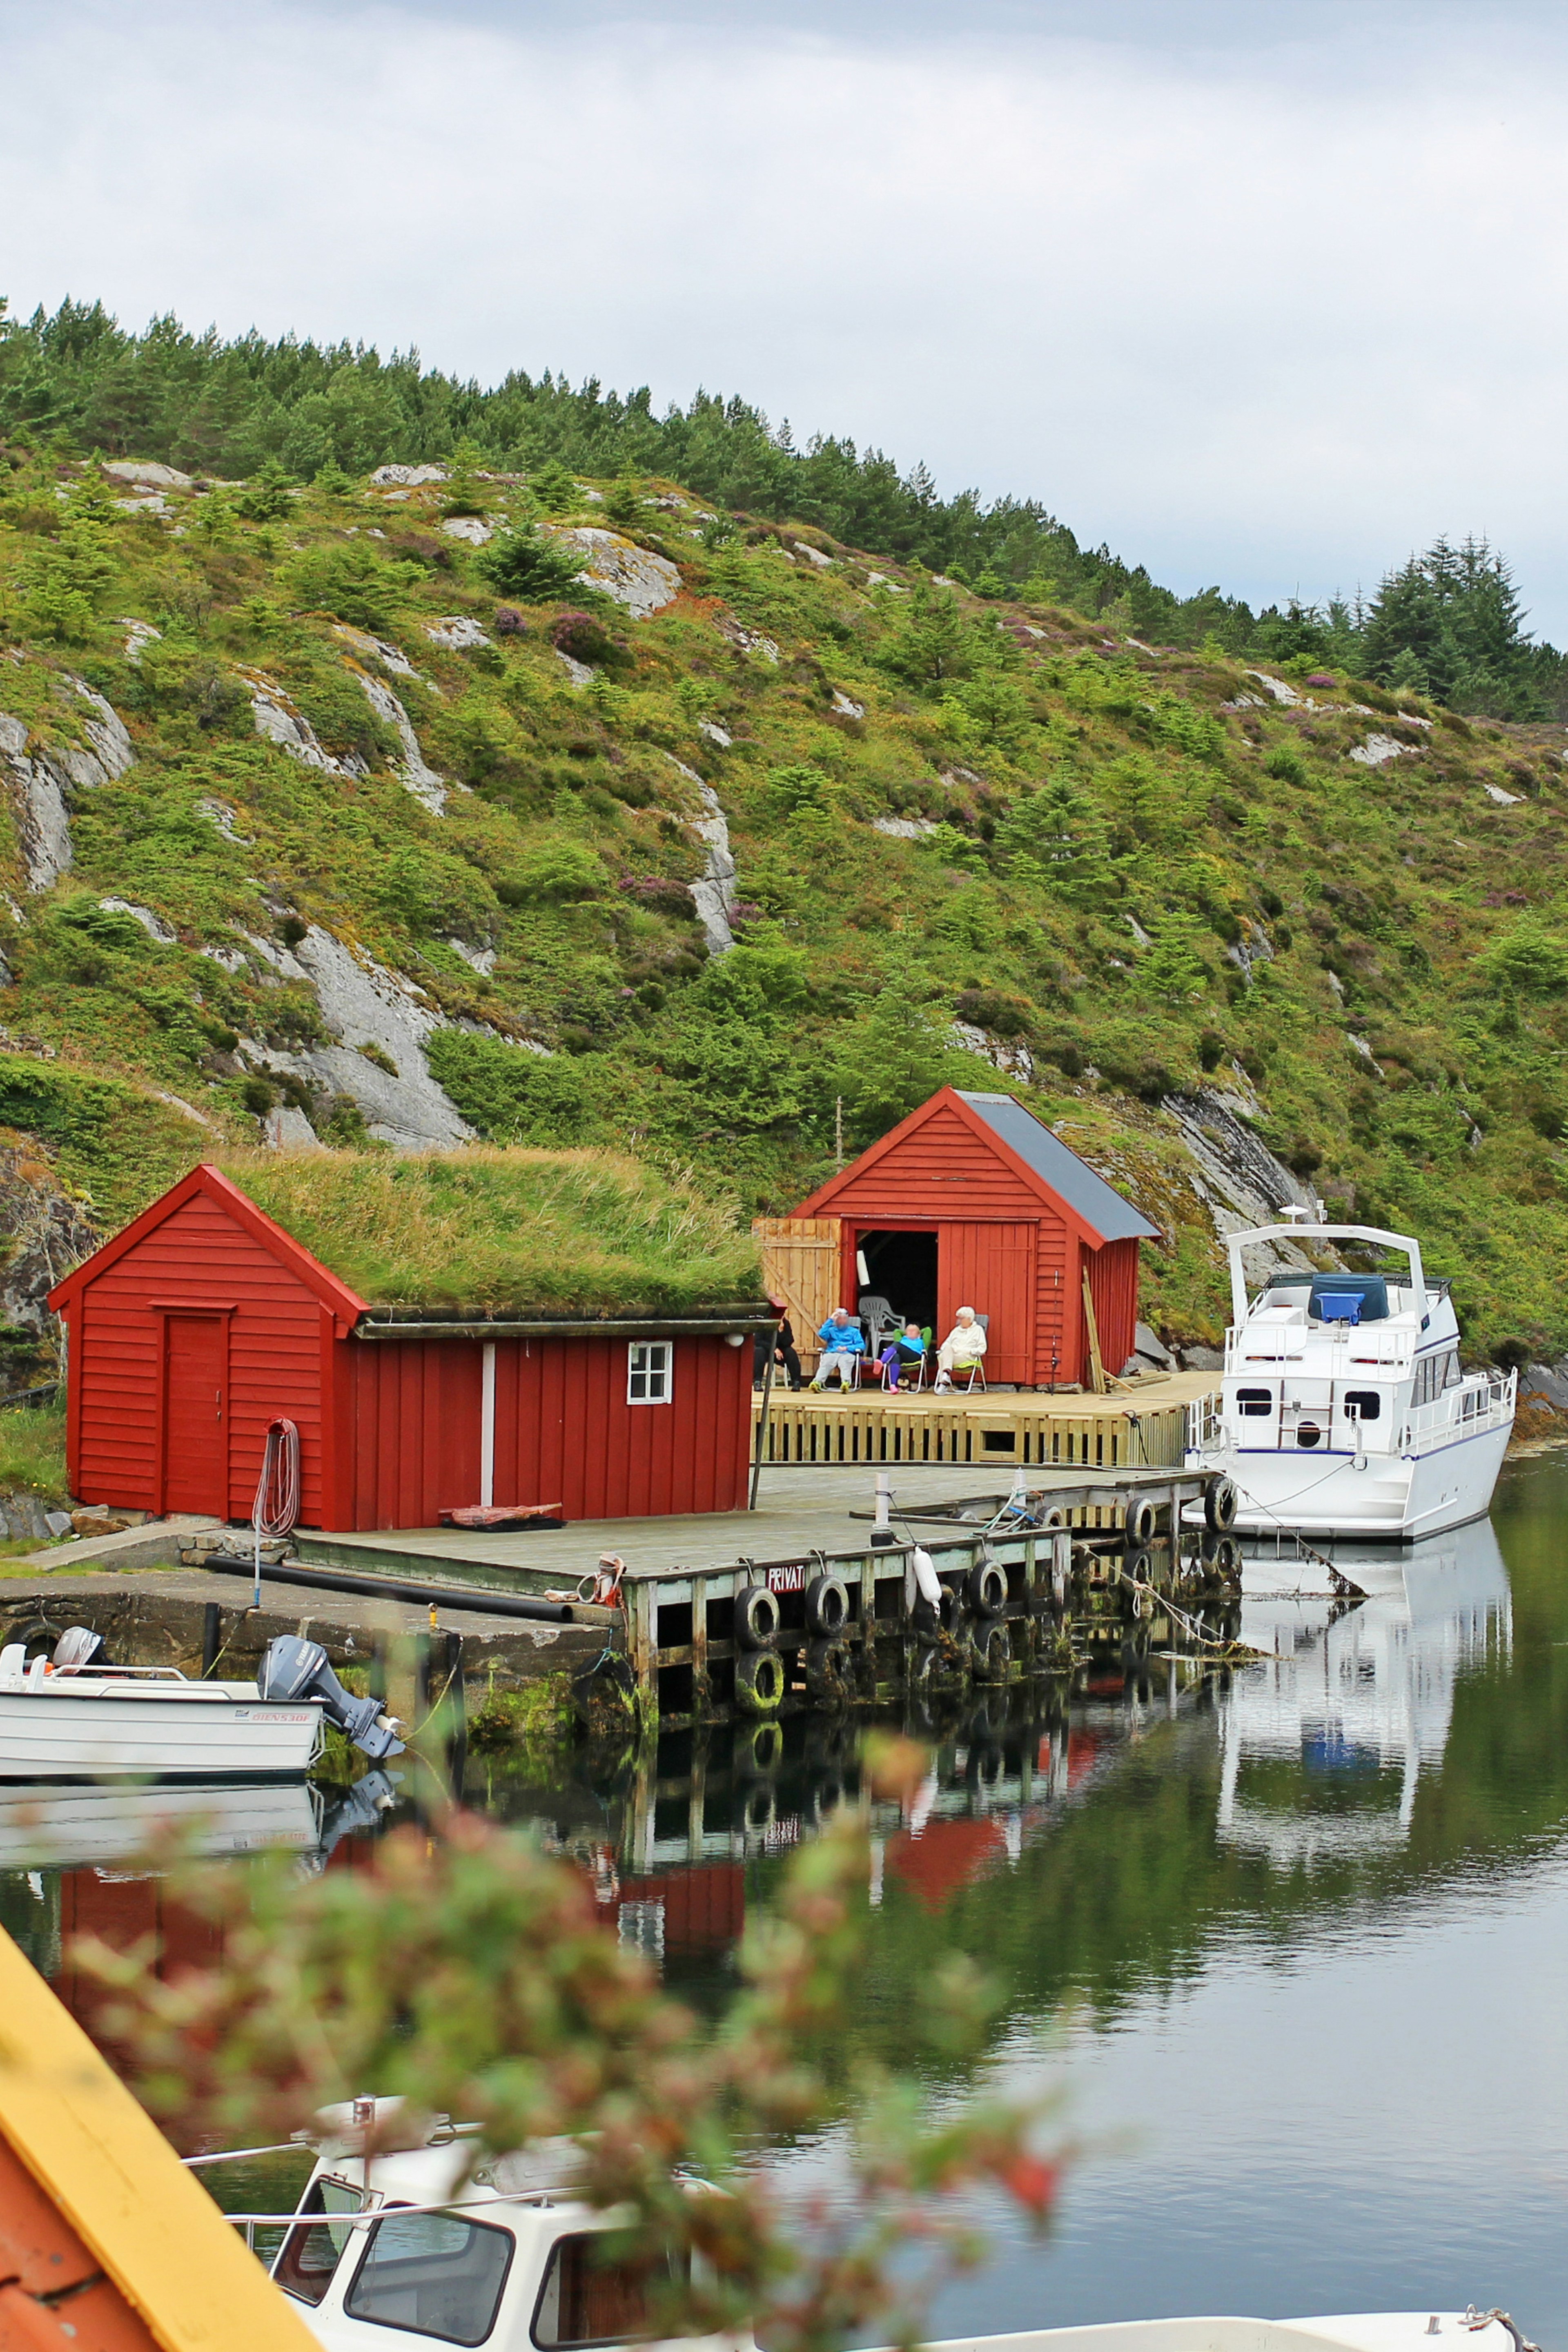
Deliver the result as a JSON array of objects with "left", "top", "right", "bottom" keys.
[
  {"left": 50, "top": 1161, "right": 768, "bottom": 1530},
  {"left": 768, "top": 1088, "right": 1158, "bottom": 1389}
]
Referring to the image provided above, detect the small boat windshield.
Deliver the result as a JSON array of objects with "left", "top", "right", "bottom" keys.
[{"left": 273, "top": 2175, "right": 368, "bottom": 2306}]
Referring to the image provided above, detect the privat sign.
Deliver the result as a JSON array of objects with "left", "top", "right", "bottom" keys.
[{"left": 766, "top": 1562, "right": 808, "bottom": 1594}]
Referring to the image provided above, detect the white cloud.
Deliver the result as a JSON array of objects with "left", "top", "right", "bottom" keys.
[{"left": 4, "top": 1, "right": 1568, "bottom": 630}]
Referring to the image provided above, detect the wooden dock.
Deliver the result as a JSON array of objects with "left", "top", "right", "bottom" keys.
[
  {"left": 753, "top": 1369, "right": 1215, "bottom": 1470},
  {"left": 294, "top": 1455, "right": 1239, "bottom": 1728}
]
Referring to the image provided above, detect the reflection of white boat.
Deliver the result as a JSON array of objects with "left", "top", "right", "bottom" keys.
[
  {"left": 1218, "top": 1520, "right": 1510, "bottom": 1866},
  {"left": 1187, "top": 1220, "right": 1514, "bottom": 1538},
  {"left": 232, "top": 2107, "right": 1536, "bottom": 2352},
  {"left": 0, "top": 1779, "right": 325, "bottom": 1868}
]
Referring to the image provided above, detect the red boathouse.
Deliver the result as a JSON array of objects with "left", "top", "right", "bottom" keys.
[
  {"left": 773, "top": 1088, "right": 1158, "bottom": 1389},
  {"left": 50, "top": 1163, "right": 766, "bottom": 1531}
]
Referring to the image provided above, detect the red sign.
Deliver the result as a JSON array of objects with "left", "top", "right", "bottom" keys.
[{"left": 765, "top": 1562, "right": 808, "bottom": 1594}]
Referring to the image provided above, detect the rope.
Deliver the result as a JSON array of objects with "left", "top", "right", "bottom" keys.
[{"left": 249, "top": 1418, "right": 301, "bottom": 1610}]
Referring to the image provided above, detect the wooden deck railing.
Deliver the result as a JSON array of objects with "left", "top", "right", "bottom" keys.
[{"left": 754, "top": 1391, "right": 1194, "bottom": 1469}]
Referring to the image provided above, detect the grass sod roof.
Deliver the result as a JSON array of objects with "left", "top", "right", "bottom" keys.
[{"left": 213, "top": 1147, "right": 764, "bottom": 1317}]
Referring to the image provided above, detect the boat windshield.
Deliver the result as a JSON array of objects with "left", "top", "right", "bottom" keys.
[
  {"left": 273, "top": 2175, "right": 368, "bottom": 2306},
  {"left": 345, "top": 2206, "right": 515, "bottom": 2346}
]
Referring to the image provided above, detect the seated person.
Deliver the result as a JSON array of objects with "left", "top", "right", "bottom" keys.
[
  {"left": 754, "top": 1297, "right": 804, "bottom": 1390},
  {"left": 877, "top": 1321, "right": 928, "bottom": 1390},
  {"left": 810, "top": 1307, "right": 867, "bottom": 1390},
  {"left": 933, "top": 1306, "right": 987, "bottom": 1392}
]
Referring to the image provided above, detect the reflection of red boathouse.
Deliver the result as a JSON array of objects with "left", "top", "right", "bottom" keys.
[{"left": 884, "top": 1817, "right": 1009, "bottom": 1913}]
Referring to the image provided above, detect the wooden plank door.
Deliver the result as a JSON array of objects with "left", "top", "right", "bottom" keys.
[
  {"left": 163, "top": 1314, "right": 229, "bottom": 1516},
  {"left": 938, "top": 1223, "right": 1038, "bottom": 1384},
  {"left": 751, "top": 1216, "right": 842, "bottom": 1371}
]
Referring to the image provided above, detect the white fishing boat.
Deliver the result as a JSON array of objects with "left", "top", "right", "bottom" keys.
[
  {"left": 220, "top": 2107, "right": 1539, "bottom": 2352},
  {"left": 0, "top": 1629, "right": 404, "bottom": 1782},
  {"left": 1185, "top": 1220, "right": 1515, "bottom": 1541}
]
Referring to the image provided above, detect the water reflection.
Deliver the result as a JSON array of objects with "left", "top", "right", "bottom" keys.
[
  {"left": 5, "top": 1459, "right": 1568, "bottom": 2332},
  {"left": 1219, "top": 1520, "right": 1513, "bottom": 1865}
]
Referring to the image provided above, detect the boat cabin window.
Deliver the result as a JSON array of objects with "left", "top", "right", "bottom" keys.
[
  {"left": 1307, "top": 1275, "right": 1388, "bottom": 1324},
  {"left": 274, "top": 2176, "right": 368, "bottom": 2307},
  {"left": 1412, "top": 1349, "right": 1462, "bottom": 1406},
  {"left": 532, "top": 2232, "right": 686, "bottom": 2348},
  {"left": 344, "top": 2208, "right": 515, "bottom": 2346},
  {"left": 1342, "top": 1389, "right": 1381, "bottom": 1421},
  {"left": 1235, "top": 1388, "right": 1274, "bottom": 1417}
]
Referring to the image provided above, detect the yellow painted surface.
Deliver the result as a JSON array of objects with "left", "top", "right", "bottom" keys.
[{"left": 0, "top": 1929, "right": 321, "bottom": 2352}]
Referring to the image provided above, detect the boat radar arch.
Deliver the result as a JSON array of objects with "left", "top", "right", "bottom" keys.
[{"left": 1227, "top": 1222, "right": 1429, "bottom": 1333}]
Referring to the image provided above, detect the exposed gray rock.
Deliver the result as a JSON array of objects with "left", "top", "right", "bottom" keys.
[
  {"left": 441, "top": 517, "right": 494, "bottom": 545},
  {"left": 698, "top": 719, "right": 732, "bottom": 748},
  {"left": 793, "top": 542, "right": 834, "bottom": 569},
  {"left": 243, "top": 926, "right": 471, "bottom": 1149},
  {"left": 264, "top": 1104, "right": 324, "bottom": 1150},
  {"left": 951, "top": 1020, "right": 1033, "bottom": 1083},
  {"left": 1162, "top": 1087, "right": 1327, "bottom": 1293},
  {"left": 448, "top": 938, "right": 496, "bottom": 975},
  {"left": 831, "top": 690, "right": 865, "bottom": 718},
  {"left": 0, "top": 713, "right": 74, "bottom": 891},
  {"left": 660, "top": 755, "right": 736, "bottom": 955},
  {"left": 425, "top": 616, "right": 492, "bottom": 650},
  {"left": 239, "top": 668, "right": 363, "bottom": 778},
  {"left": 58, "top": 679, "right": 134, "bottom": 788},
  {"left": 1521, "top": 1364, "right": 1568, "bottom": 1413},
  {"left": 1349, "top": 734, "right": 1413, "bottom": 768},
  {"left": 1179, "top": 1344, "right": 1225, "bottom": 1372},
  {"left": 114, "top": 494, "right": 169, "bottom": 518},
  {"left": 120, "top": 619, "right": 162, "bottom": 662},
  {"left": 717, "top": 619, "right": 780, "bottom": 664},
  {"left": 351, "top": 669, "right": 449, "bottom": 814},
  {"left": 371, "top": 464, "right": 448, "bottom": 487},
  {"left": 547, "top": 526, "right": 681, "bottom": 619},
  {"left": 1484, "top": 782, "right": 1523, "bottom": 806},
  {"left": 100, "top": 898, "right": 174, "bottom": 944},
  {"left": 0, "top": 1143, "right": 101, "bottom": 1354},
  {"left": 556, "top": 651, "right": 594, "bottom": 689},
  {"left": 102, "top": 461, "right": 192, "bottom": 490},
  {"left": 1134, "top": 1320, "right": 1174, "bottom": 1368},
  {"left": 198, "top": 799, "right": 249, "bottom": 845},
  {"left": 873, "top": 815, "right": 936, "bottom": 840},
  {"left": 331, "top": 623, "right": 420, "bottom": 679}
]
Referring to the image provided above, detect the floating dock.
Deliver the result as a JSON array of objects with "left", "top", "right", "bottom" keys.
[{"left": 753, "top": 1372, "right": 1213, "bottom": 1469}]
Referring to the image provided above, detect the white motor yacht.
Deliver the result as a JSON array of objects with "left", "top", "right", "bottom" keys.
[
  {"left": 227, "top": 2108, "right": 1538, "bottom": 2352},
  {"left": 1186, "top": 1221, "right": 1514, "bottom": 1541}
]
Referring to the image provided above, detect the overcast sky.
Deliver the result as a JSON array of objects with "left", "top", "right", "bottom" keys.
[{"left": 4, "top": 0, "right": 1568, "bottom": 630}]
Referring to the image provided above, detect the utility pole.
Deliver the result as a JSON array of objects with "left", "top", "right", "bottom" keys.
[{"left": 834, "top": 1096, "right": 844, "bottom": 1169}]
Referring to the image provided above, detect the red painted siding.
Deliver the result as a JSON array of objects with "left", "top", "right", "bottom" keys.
[
  {"left": 938, "top": 1220, "right": 1037, "bottom": 1384},
  {"left": 71, "top": 1191, "right": 326, "bottom": 1521},
  {"left": 63, "top": 1172, "right": 755, "bottom": 1532},
  {"left": 345, "top": 1332, "right": 753, "bottom": 1528},
  {"left": 1086, "top": 1236, "right": 1140, "bottom": 1379},
  {"left": 826, "top": 1102, "right": 1045, "bottom": 1222}
]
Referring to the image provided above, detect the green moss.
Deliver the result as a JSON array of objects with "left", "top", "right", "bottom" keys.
[{"left": 468, "top": 1674, "right": 574, "bottom": 1762}]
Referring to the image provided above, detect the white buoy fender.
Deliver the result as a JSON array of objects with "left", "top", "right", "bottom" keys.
[{"left": 911, "top": 1546, "right": 943, "bottom": 1608}]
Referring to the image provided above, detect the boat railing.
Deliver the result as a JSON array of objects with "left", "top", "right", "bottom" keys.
[
  {"left": 1399, "top": 1368, "right": 1515, "bottom": 1455},
  {"left": 1225, "top": 1327, "right": 1411, "bottom": 1374}
]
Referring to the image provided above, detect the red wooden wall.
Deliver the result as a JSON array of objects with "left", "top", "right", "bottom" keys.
[
  {"left": 69, "top": 1190, "right": 329, "bottom": 1522},
  {"left": 814, "top": 1098, "right": 1097, "bottom": 1385},
  {"left": 338, "top": 1332, "right": 753, "bottom": 1528},
  {"left": 61, "top": 1175, "right": 755, "bottom": 1531},
  {"left": 1085, "top": 1235, "right": 1140, "bottom": 1385}
]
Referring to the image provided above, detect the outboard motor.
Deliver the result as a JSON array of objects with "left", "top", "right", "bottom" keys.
[
  {"left": 258, "top": 1636, "right": 405, "bottom": 1760},
  {"left": 53, "top": 1626, "right": 106, "bottom": 1674}
]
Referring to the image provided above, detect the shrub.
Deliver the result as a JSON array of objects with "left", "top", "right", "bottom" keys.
[
  {"left": 1263, "top": 745, "right": 1308, "bottom": 787},
  {"left": 423, "top": 1033, "right": 594, "bottom": 1144},
  {"left": 497, "top": 839, "right": 605, "bottom": 903},
  {"left": 481, "top": 525, "right": 586, "bottom": 603},
  {"left": 552, "top": 608, "right": 617, "bottom": 664},
  {"left": 493, "top": 606, "right": 528, "bottom": 636},
  {"left": 620, "top": 876, "right": 699, "bottom": 920}
]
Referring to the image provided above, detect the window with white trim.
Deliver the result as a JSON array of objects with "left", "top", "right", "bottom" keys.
[{"left": 628, "top": 1341, "right": 672, "bottom": 1404}]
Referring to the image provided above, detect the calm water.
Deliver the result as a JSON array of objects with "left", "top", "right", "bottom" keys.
[{"left": 6, "top": 1456, "right": 1568, "bottom": 2336}]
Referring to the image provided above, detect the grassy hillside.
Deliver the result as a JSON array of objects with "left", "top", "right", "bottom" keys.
[{"left": 0, "top": 439, "right": 1566, "bottom": 1357}]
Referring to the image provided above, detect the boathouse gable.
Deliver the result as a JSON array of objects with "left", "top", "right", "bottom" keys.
[
  {"left": 785, "top": 1088, "right": 1157, "bottom": 1388},
  {"left": 51, "top": 1163, "right": 759, "bottom": 1531}
]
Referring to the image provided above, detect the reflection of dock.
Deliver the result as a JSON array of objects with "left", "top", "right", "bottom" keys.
[{"left": 1217, "top": 1521, "right": 1511, "bottom": 1865}]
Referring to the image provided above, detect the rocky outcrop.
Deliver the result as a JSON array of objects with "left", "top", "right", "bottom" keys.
[
  {"left": 241, "top": 926, "right": 471, "bottom": 1149},
  {"left": 371, "top": 463, "right": 448, "bottom": 487},
  {"left": 1162, "top": 1086, "right": 1324, "bottom": 1291},
  {"left": 331, "top": 623, "right": 422, "bottom": 681},
  {"left": 425, "top": 616, "right": 491, "bottom": 650},
  {"left": 0, "top": 1144, "right": 101, "bottom": 1367},
  {"left": 547, "top": 526, "right": 681, "bottom": 619},
  {"left": 951, "top": 1021, "right": 1033, "bottom": 1083},
  {"left": 350, "top": 669, "right": 449, "bottom": 814},
  {"left": 663, "top": 756, "right": 737, "bottom": 954},
  {"left": 102, "top": 461, "right": 192, "bottom": 490},
  {"left": 0, "top": 677, "right": 135, "bottom": 891},
  {"left": 239, "top": 668, "right": 363, "bottom": 777}
]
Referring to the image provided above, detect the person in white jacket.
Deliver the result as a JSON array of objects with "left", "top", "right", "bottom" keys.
[{"left": 933, "top": 1307, "right": 987, "bottom": 1392}]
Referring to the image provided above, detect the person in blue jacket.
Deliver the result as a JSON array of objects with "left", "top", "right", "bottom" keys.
[{"left": 810, "top": 1307, "right": 866, "bottom": 1390}]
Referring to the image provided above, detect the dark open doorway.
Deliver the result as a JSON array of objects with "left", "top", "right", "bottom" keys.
[{"left": 856, "top": 1229, "right": 938, "bottom": 1336}]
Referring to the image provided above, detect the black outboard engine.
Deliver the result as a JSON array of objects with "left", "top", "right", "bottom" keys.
[{"left": 258, "top": 1636, "right": 405, "bottom": 1760}]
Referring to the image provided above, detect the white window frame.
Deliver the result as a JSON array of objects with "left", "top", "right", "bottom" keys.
[{"left": 627, "top": 1340, "right": 673, "bottom": 1405}]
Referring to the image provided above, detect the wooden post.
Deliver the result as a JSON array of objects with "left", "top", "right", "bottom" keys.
[
  {"left": 750, "top": 1344, "right": 775, "bottom": 1510},
  {"left": 1081, "top": 1269, "right": 1108, "bottom": 1395}
]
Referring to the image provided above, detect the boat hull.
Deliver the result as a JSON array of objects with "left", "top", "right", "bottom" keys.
[
  {"left": 1186, "top": 1419, "right": 1512, "bottom": 1541},
  {"left": 0, "top": 1685, "right": 324, "bottom": 1779}
]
